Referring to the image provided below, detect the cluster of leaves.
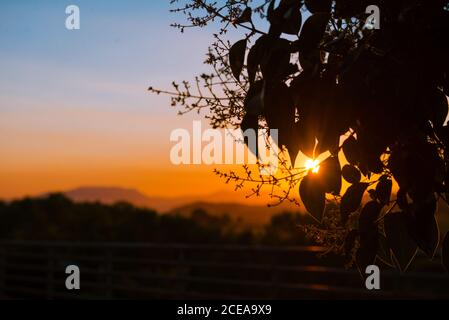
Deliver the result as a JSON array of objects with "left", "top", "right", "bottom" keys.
[{"left": 151, "top": 0, "right": 449, "bottom": 272}]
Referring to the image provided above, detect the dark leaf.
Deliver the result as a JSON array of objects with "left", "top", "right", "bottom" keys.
[
  {"left": 407, "top": 198, "right": 439, "bottom": 258},
  {"left": 384, "top": 212, "right": 418, "bottom": 272},
  {"left": 282, "top": 3, "right": 302, "bottom": 35},
  {"left": 299, "top": 173, "right": 326, "bottom": 222},
  {"left": 342, "top": 136, "right": 361, "bottom": 165},
  {"left": 389, "top": 140, "right": 442, "bottom": 195},
  {"left": 267, "top": 0, "right": 303, "bottom": 36},
  {"left": 290, "top": 72, "right": 339, "bottom": 157},
  {"left": 304, "top": 0, "right": 332, "bottom": 13},
  {"left": 298, "top": 13, "right": 330, "bottom": 53},
  {"left": 443, "top": 232, "right": 449, "bottom": 272},
  {"left": 359, "top": 201, "right": 381, "bottom": 234},
  {"left": 264, "top": 82, "right": 297, "bottom": 162},
  {"left": 241, "top": 113, "right": 258, "bottom": 133},
  {"left": 397, "top": 189, "right": 409, "bottom": 211},
  {"left": 296, "top": 126, "right": 316, "bottom": 159},
  {"left": 341, "top": 164, "right": 361, "bottom": 184},
  {"left": 341, "top": 182, "right": 368, "bottom": 224},
  {"left": 319, "top": 156, "right": 342, "bottom": 195},
  {"left": 377, "top": 233, "right": 394, "bottom": 267},
  {"left": 409, "top": 215, "right": 439, "bottom": 259},
  {"left": 247, "top": 36, "right": 269, "bottom": 84},
  {"left": 267, "top": 0, "right": 276, "bottom": 22},
  {"left": 229, "top": 39, "right": 247, "bottom": 81},
  {"left": 357, "top": 201, "right": 381, "bottom": 271},
  {"left": 376, "top": 175, "right": 392, "bottom": 206},
  {"left": 240, "top": 113, "right": 258, "bottom": 156},
  {"left": 234, "top": 7, "right": 252, "bottom": 24},
  {"left": 335, "top": 0, "right": 365, "bottom": 18},
  {"left": 260, "top": 38, "right": 291, "bottom": 81},
  {"left": 426, "top": 87, "right": 448, "bottom": 130},
  {"left": 244, "top": 81, "right": 265, "bottom": 116}
]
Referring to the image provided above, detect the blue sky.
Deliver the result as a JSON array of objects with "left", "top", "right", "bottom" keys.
[
  {"left": 0, "top": 0, "right": 216, "bottom": 115},
  {"left": 0, "top": 0, "right": 233, "bottom": 198}
]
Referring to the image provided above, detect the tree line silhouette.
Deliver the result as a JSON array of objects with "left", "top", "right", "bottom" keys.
[{"left": 0, "top": 194, "right": 308, "bottom": 246}]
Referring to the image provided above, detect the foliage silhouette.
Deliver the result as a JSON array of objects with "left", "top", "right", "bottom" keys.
[
  {"left": 151, "top": 1, "right": 449, "bottom": 272},
  {"left": 0, "top": 194, "right": 309, "bottom": 246}
]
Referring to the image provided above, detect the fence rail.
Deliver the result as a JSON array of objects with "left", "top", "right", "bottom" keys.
[{"left": 0, "top": 241, "right": 448, "bottom": 299}]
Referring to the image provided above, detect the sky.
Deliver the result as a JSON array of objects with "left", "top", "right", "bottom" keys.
[{"left": 0, "top": 0, "right": 255, "bottom": 200}]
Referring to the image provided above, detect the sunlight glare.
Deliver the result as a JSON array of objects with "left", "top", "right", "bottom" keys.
[{"left": 305, "top": 159, "right": 320, "bottom": 174}]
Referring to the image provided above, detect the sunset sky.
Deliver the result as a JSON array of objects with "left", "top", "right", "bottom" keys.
[{"left": 0, "top": 0, "right": 254, "bottom": 200}]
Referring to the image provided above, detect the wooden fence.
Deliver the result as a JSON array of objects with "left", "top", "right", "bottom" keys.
[{"left": 0, "top": 241, "right": 448, "bottom": 299}]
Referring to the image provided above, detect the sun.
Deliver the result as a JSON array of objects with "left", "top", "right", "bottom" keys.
[{"left": 305, "top": 159, "right": 320, "bottom": 174}]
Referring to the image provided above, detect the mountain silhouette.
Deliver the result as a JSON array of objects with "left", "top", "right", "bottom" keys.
[
  {"left": 65, "top": 187, "right": 147, "bottom": 204},
  {"left": 62, "top": 186, "right": 300, "bottom": 225},
  {"left": 64, "top": 186, "right": 189, "bottom": 212}
]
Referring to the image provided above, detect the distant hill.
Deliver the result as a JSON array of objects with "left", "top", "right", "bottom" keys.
[
  {"left": 65, "top": 187, "right": 150, "bottom": 204},
  {"left": 63, "top": 187, "right": 300, "bottom": 218},
  {"left": 64, "top": 187, "right": 188, "bottom": 212}
]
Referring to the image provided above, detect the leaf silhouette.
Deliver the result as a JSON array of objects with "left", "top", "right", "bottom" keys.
[
  {"left": 298, "top": 13, "right": 330, "bottom": 53},
  {"left": 377, "top": 233, "right": 394, "bottom": 267},
  {"left": 234, "top": 7, "right": 252, "bottom": 24},
  {"left": 356, "top": 201, "right": 381, "bottom": 271},
  {"left": 411, "top": 216, "right": 439, "bottom": 259},
  {"left": 264, "top": 82, "right": 297, "bottom": 162},
  {"left": 240, "top": 113, "right": 258, "bottom": 156},
  {"left": 341, "top": 164, "right": 361, "bottom": 184},
  {"left": 267, "top": 0, "right": 303, "bottom": 36},
  {"left": 384, "top": 212, "right": 418, "bottom": 272},
  {"left": 267, "top": 0, "right": 276, "bottom": 22},
  {"left": 342, "top": 136, "right": 361, "bottom": 165},
  {"left": 407, "top": 199, "right": 439, "bottom": 259},
  {"left": 300, "top": 173, "right": 325, "bottom": 222},
  {"left": 359, "top": 201, "right": 381, "bottom": 234},
  {"left": 319, "top": 156, "right": 342, "bottom": 195},
  {"left": 376, "top": 175, "right": 392, "bottom": 206},
  {"left": 282, "top": 3, "right": 302, "bottom": 35},
  {"left": 427, "top": 87, "right": 448, "bottom": 130},
  {"left": 247, "top": 36, "right": 269, "bottom": 84},
  {"left": 340, "top": 182, "right": 368, "bottom": 224},
  {"left": 244, "top": 81, "right": 265, "bottom": 116},
  {"left": 229, "top": 39, "right": 247, "bottom": 81},
  {"left": 305, "top": 0, "right": 332, "bottom": 13}
]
